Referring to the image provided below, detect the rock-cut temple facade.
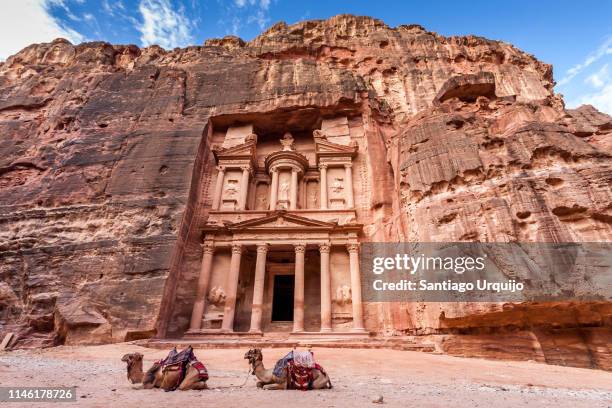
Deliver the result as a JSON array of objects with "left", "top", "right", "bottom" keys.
[{"left": 186, "top": 119, "right": 369, "bottom": 338}]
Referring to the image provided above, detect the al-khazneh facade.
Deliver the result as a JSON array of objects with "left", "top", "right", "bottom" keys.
[{"left": 185, "top": 118, "right": 370, "bottom": 338}]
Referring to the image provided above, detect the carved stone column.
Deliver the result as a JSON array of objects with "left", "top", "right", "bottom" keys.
[
  {"left": 293, "top": 243, "right": 306, "bottom": 332},
  {"left": 347, "top": 243, "right": 366, "bottom": 331},
  {"left": 249, "top": 243, "right": 268, "bottom": 333},
  {"left": 189, "top": 241, "right": 215, "bottom": 331},
  {"left": 344, "top": 163, "right": 355, "bottom": 208},
  {"left": 221, "top": 244, "right": 242, "bottom": 332},
  {"left": 319, "top": 243, "right": 332, "bottom": 332},
  {"left": 290, "top": 168, "right": 298, "bottom": 210},
  {"left": 319, "top": 164, "right": 328, "bottom": 210},
  {"left": 212, "top": 166, "right": 225, "bottom": 210},
  {"left": 269, "top": 168, "right": 279, "bottom": 211},
  {"left": 238, "top": 166, "right": 250, "bottom": 210}
]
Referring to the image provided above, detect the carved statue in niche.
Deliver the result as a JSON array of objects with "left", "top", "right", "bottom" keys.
[
  {"left": 207, "top": 286, "right": 226, "bottom": 307},
  {"left": 279, "top": 179, "right": 290, "bottom": 201},
  {"left": 223, "top": 179, "right": 239, "bottom": 198},
  {"left": 308, "top": 189, "right": 318, "bottom": 208},
  {"left": 280, "top": 132, "right": 295, "bottom": 151},
  {"left": 256, "top": 194, "right": 268, "bottom": 210},
  {"left": 333, "top": 285, "right": 352, "bottom": 306},
  {"left": 331, "top": 176, "right": 345, "bottom": 196}
]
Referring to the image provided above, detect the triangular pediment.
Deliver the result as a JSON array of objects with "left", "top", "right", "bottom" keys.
[
  {"left": 227, "top": 212, "right": 337, "bottom": 231},
  {"left": 213, "top": 140, "right": 256, "bottom": 161},
  {"left": 315, "top": 139, "right": 358, "bottom": 157}
]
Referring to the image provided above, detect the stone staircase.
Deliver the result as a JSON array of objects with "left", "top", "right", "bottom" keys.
[{"left": 140, "top": 335, "right": 436, "bottom": 353}]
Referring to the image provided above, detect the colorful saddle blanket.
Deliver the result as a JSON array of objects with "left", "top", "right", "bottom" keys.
[
  {"left": 156, "top": 346, "right": 208, "bottom": 391},
  {"left": 272, "top": 351, "right": 294, "bottom": 377},
  {"left": 272, "top": 350, "right": 325, "bottom": 390},
  {"left": 287, "top": 362, "right": 327, "bottom": 391}
]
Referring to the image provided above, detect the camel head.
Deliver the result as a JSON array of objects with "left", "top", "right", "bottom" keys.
[
  {"left": 244, "top": 348, "right": 263, "bottom": 367},
  {"left": 121, "top": 352, "right": 144, "bottom": 384}
]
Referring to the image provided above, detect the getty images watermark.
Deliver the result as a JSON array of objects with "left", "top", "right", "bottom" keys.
[{"left": 360, "top": 242, "right": 612, "bottom": 302}]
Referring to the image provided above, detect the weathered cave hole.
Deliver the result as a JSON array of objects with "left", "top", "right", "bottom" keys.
[
  {"left": 435, "top": 72, "right": 496, "bottom": 104},
  {"left": 438, "top": 212, "right": 457, "bottom": 224},
  {"left": 447, "top": 118, "right": 465, "bottom": 129},
  {"left": 552, "top": 205, "right": 587, "bottom": 217},
  {"left": 379, "top": 40, "right": 389, "bottom": 49},
  {"left": 97, "top": 122, "right": 108, "bottom": 128},
  {"left": 592, "top": 213, "right": 612, "bottom": 224},
  {"left": 545, "top": 177, "right": 564, "bottom": 187},
  {"left": 159, "top": 165, "right": 169, "bottom": 174},
  {"left": 516, "top": 211, "right": 531, "bottom": 219}
]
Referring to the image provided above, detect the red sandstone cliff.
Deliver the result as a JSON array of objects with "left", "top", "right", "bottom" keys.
[{"left": 0, "top": 15, "right": 610, "bottom": 368}]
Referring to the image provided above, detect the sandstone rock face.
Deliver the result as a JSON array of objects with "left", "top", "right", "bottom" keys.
[{"left": 0, "top": 15, "right": 610, "bottom": 369}]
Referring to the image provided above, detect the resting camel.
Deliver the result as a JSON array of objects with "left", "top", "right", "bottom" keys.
[
  {"left": 121, "top": 352, "right": 144, "bottom": 384},
  {"left": 244, "top": 348, "right": 332, "bottom": 390},
  {"left": 121, "top": 350, "right": 208, "bottom": 391}
]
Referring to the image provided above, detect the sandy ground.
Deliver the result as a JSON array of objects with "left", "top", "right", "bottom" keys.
[{"left": 0, "top": 343, "right": 611, "bottom": 408}]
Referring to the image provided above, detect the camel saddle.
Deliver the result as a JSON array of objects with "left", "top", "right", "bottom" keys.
[
  {"left": 156, "top": 346, "right": 208, "bottom": 391},
  {"left": 274, "top": 350, "right": 326, "bottom": 391}
]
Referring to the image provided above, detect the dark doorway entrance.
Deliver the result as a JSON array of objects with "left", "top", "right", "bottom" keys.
[{"left": 272, "top": 275, "right": 294, "bottom": 321}]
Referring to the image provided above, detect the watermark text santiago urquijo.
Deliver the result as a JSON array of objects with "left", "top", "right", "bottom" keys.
[{"left": 360, "top": 242, "right": 612, "bottom": 302}]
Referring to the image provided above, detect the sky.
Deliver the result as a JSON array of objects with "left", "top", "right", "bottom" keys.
[{"left": 0, "top": 1, "right": 611, "bottom": 114}]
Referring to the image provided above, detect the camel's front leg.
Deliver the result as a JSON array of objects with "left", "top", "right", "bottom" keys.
[
  {"left": 262, "top": 383, "right": 286, "bottom": 390},
  {"left": 178, "top": 369, "right": 208, "bottom": 390},
  {"left": 312, "top": 373, "right": 331, "bottom": 389}
]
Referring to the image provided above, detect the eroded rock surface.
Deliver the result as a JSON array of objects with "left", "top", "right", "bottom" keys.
[{"left": 0, "top": 15, "right": 610, "bottom": 369}]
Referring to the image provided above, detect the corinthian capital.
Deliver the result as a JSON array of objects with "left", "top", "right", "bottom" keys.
[
  {"left": 346, "top": 243, "right": 359, "bottom": 253},
  {"left": 202, "top": 241, "right": 215, "bottom": 254}
]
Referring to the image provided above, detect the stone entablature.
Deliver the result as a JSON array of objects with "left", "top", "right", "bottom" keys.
[{"left": 206, "top": 208, "right": 357, "bottom": 226}]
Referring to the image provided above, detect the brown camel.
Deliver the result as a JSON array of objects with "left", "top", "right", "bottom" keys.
[
  {"left": 244, "top": 348, "right": 332, "bottom": 390},
  {"left": 121, "top": 352, "right": 144, "bottom": 384},
  {"left": 121, "top": 350, "right": 208, "bottom": 391}
]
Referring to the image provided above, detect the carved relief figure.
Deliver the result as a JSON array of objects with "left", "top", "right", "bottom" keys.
[
  {"left": 207, "top": 286, "right": 226, "bottom": 307},
  {"left": 256, "top": 195, "right": 268, "bottom": 210},
  {"left": 279, "top": 179, "right": 290, "bottom": 201},
  {"left": 334, "top": 285, "right": 352, "bottom": 306},
  {"left": 313, "top": 129, "right": 327, "bottom": 140},
  {"left": 280, "top": 132, "right": 295, "bottom": 151},
  {"left": 308, "top": 190, "right": 318, "bottom": 208},
  {"left": 223, "top": 179, "right": 239, "bottom": 198},
  {"left": 331, "top": 176, "right": 345, "bottom": 196}
]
